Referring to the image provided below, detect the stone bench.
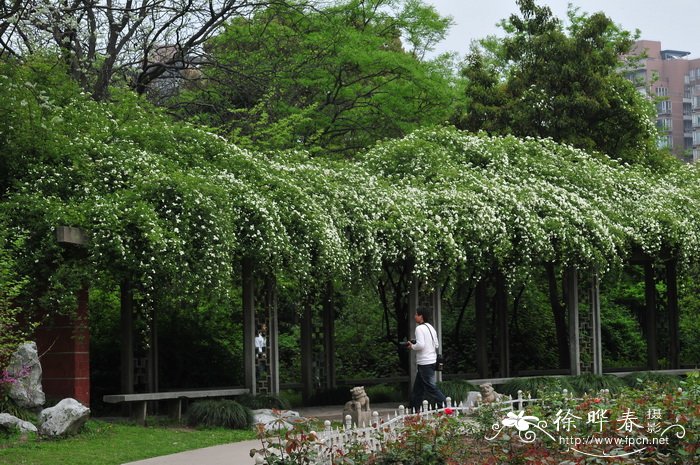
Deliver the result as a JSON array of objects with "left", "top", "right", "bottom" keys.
[{"left": 103, "top": 388, "right": 250, "bottom": 425}]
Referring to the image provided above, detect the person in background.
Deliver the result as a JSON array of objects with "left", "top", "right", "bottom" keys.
[{"left": 406, "top": 307, "right": 446, "bottom": 411}]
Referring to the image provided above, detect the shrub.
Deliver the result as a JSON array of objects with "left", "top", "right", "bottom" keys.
[
  {"left": 436, "top": 379, "right": 478, "bottom": 404},
  {"left": 501, "top": 376, "right": 574, "bottom": 398},
  {"left": 364, "top": 384, "right": 402, "bottom": 403},
  {"left": 623, "top": 371, "right": 682, "bottom": 389},
  {"left": 278, "top": 389, "right": 302, "bottom": 408},
  {"left": 0, "top": 367, "right": 35, "bottom": 422},
  {"left": 568, "top": 373, "right": 626, "bottom": 395},
  {"left": 185, "top": 399, "right": 252, "bottom": 429},
  {"left": 236, "top": 393, "right": 290, "bottom": 410},
  {"left": 0, "top": 393, "right": 34, "bottom": 422}
]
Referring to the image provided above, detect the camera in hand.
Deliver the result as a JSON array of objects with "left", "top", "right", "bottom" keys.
[{"left": 399, "top": 338, "right": 417, "bottom": 349}]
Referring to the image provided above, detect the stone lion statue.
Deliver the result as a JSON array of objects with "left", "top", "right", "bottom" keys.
[
  {"left": 479, "top": 383, "right": 505, "bottom": 404},
  {"left": 342, "top": 386, "right": 371, "bottom": 426}
]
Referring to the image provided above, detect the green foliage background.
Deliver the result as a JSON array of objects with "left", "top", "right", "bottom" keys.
[{"left": 1, "top": 0, "right": 699, "bottom": 403}]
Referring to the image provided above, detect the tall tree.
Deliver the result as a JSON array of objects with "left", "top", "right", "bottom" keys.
[
  {"left": 172, "top": 0, "right": 456, "bottom": 154},
  {"left": 453, "top": 0, "right": 662, "bottom": 167},
  {"left": 452, "top": 0, "right": 673, "bottom": 370},
  {"left": 0, "top": 0, "right": 264, "bottom": 100}
]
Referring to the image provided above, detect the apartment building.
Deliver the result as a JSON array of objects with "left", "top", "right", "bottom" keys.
[{"left": 630, "top": 40, "right": 700, "bottom": 161}]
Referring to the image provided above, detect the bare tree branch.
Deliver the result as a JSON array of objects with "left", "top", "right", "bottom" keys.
[{"left": 0, "top": 0, "right": 273, "bottom": 100}]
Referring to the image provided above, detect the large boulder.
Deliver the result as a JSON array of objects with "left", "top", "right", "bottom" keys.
[
  {"left": 0, "top": 413, "right": 37, "bottom": 433},
  {"left": 7, "top": 342, "right": 45, "bottom": 409},
  {"left": 38, "top": 398, "right": 90, "bottom": 437}
]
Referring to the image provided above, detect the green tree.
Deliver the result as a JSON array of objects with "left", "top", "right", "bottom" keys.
[
  {"left": 173, "top": 0, "right": 455, "bottom": 154},
  {"left": 0, "top": 215, "right": 31, "bottom": 369},
  {"left": 453, "top": 0, "right": 667, "bottom": 168},
  {"left": 452, "top": 0, "right": 676, "bottom": 367}
]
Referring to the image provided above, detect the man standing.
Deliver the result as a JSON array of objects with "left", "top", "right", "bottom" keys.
[{"left": 406, "top": 308, "right": 447, "bottom": 411}]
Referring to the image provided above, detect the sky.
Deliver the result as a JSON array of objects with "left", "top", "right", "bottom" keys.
[{"left": 425, "top": 0, "right": 700, "bottom": 59}]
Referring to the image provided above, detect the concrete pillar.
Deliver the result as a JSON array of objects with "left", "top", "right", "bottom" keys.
[
  {"left": 590, "top": 273, "right": 603, "bottom": 375},
  {"left": 301, "top": 302, "right": 314, "bottom": 403},
  {"left": 475, "top": 280, "right": 488, "bottom": 378},
  {"left": 644, "top": 262, "right": 658, "bottom": 370},
  {"left": 148, "top": 308, "right": 159, "bottom": 394},
  {"left": 242, "top": 257, "right": 256, "bottom": 394},
  {"left": 322, "top": 281, "right": 336, "bottom": 389},
  {"left": 266, "top": 278, "right": 280, "bottom": 395},
  {"left": 495, "top": 270, "right": 509, "bottom": 377},
  {"left": 408, "top": 280, "right": 418, "bottom": 391},
  {"left": 432, "top": 287, "right": 442, "bottom": 382},
  {"left": 666, "top": 259, "right": 680, "bottom": 369},
  {"left": 566, "top": 268, "right": 580, "bottom": 376},
  {"left": 120, "top": 280, "right": 134, "bottom": 396}
]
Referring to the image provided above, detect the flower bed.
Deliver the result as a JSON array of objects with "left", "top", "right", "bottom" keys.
[{"left": 252, "top": 373, "right": 699, "bottom": 464}]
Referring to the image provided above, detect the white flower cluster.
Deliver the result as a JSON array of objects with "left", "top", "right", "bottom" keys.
[{"left": 6, "top": 84, "right": 700, "bottom": 311}]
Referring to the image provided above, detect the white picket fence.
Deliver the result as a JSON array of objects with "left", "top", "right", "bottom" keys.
[{"left": 254, "top": 389, "right": 553, "bottom": 465}]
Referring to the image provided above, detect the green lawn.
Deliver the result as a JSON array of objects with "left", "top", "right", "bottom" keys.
[{"left": 0, "top": 419, "right": 257, "bottom": 465}]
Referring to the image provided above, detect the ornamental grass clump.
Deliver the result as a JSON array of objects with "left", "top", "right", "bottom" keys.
[
  {"left": 569, "top": 373, "right": 627, "bottom": 396},
  {"left": 185, "top": 399, "right": 253, "bottom": 429},
  {"left": 623, "top": 371, "right": 682, "bottom": 389},
  {"left": 502, "top": 376, "right": 574, "bottom": 399},
  {"left": 437, "top": 379, "right": 478, "bottom": 404}
]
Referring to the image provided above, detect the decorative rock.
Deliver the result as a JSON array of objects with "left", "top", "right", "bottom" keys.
[
  {"left": 38, "top": 398, "right": 90, "bottom": 437},
  {"left": 0, "top": 413, "right": 38, "bottom": 433},
  {"left": 252, "top": 408, "right": 300, "bottom": 431},
  {"left": 7, "top": 342, "right": 45, "bottom": 409}
]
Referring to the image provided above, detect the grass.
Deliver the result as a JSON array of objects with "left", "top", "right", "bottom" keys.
[{"left": 0, "top": 418, "right": 256, "bottom": 465}]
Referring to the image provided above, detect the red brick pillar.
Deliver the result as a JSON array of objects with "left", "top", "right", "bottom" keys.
[{"left": 35, "top": 287, "right": 90, "bottom": 406}]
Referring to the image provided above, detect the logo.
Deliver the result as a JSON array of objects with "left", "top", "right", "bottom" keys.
[{"left": 486, "top": 407, "right": 686, "bottom": 458}]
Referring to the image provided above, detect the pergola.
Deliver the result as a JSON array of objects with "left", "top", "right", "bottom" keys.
[{"left": 32, "top": 126, "right": 700, "bottom": 406}]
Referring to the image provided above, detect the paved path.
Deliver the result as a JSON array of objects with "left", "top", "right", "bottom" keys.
[
  {"left": 121, "top": 403, "right": 402, "bottom": 465},
  {"left": 122, "top": 439, "right": 261, "bottom": 465}
]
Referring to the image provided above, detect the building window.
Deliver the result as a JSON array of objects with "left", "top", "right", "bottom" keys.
[
  {"left": 656, "top": 87, "right": 668, "bottom": 97},
  {"left": 657, "top": 100, "right": 672, "bottom": 113},
  {"left": 658, "top": 135, "right": 673, "bottom": 149},
  {"left": 657, "top": 118, "right": 673, "bottom": 130},
  {"left": 694, "top": 115, "right": 700, "bottom": 127}
]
